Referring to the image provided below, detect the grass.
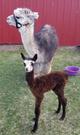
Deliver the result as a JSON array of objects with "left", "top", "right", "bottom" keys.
[{"left": 0, "top": 47, "right": 80, "bottom": 135}]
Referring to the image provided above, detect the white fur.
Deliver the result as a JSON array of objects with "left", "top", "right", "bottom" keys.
[
  {"left": 7, "top": 8, "right": 39, "bottom": 27},
  {"left": 19, "top": 25, "right": 39, "bottom": 57}
]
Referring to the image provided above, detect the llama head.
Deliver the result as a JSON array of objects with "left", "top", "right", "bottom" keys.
[
  {"left": 7, "top": 8, "right": 39, "bottom": 28},
  {"left": 21, "top": 53, "right": 37, "bottom": 72}
]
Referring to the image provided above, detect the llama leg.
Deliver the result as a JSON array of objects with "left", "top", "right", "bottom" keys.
[
  {"left": 32, "top": 97, "right": 43, "bottom": 132},
  {"left": 55, "top": 97, "right": 61, "bottom": 114},
  {"left": 59, "top": 97, "right": 67, "bottom": 120}
]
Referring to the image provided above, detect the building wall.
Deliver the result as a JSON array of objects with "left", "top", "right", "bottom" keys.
[{"left": 0, "top": 0, "right": 80, "bottom": 45}]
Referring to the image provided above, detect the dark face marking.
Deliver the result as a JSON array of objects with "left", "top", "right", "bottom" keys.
[{"left": 24, "top": 63, "right": 26, "bottom": 66}]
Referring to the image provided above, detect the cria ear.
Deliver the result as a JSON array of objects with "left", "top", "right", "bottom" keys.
[
  {"left": 32, "top": 54, "right": 37, "bottom": 61},
  {"left": 33, "top": 12, "right": 39, "bottom": 19},
  {"left": 21, "top": 53, "right": 26, "bottom": 60}
]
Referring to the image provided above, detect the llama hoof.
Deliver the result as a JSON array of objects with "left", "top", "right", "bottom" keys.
[
  {"left": 31, "top": 128, "right": 37, "bottom": 133},
  {"left": 55, "top": 110, "right": 60, "bottom": 114},
  {"left": 54, "top": 110, "right": 60, "bottom": 114},
  {"left": 59, "top": 116, "right": 65, "bottom": 121},
  {"left": 31, "top": 129, "right": 35, "bottom": 133},
  {"left": 31, "top": 124, "right": 38, "bottom": 133},
  {"left": 32, "top": 118, "right": 36, "bottom": 121}
]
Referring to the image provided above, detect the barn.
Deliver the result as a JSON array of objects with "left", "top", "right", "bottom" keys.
[{"left": 0, "top": 0, "right": 80, "bottom": 46}]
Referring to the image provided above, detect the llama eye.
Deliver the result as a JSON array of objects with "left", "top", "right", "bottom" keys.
[
  {"left": 27, "top": 11, "right": 29, "bottom": 14},
  {"left": 16, "top": 16, "right": 20, "bottom": 19},
  {"left": 31, "top": 62, "right": 34, "bottom": 66}
]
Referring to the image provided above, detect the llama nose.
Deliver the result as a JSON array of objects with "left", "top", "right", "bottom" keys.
[
  {"left": 6, "top": 17, "right": 10, "bottom": 23},
  {"left": 7, "top": 16, "right": 10, "bottom": 21}
]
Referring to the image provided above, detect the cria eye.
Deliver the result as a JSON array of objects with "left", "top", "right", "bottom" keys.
[{"left": 24, "top": 63, "right": 26, "bottom": 66}]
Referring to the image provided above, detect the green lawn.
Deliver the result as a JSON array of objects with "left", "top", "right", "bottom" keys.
[{"left": 0, "top": 47, "right": 80, "bottom": 135}]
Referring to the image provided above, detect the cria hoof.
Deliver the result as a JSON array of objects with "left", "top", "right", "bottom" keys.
[
  {"left": 59, "top": 117, "right": 64, "bottom": 121},
  {"left": 55, "top": 110, "right": 60, "bottom": 114}
]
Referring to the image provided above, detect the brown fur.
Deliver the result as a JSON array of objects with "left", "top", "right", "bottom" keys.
[{"left": 25, "top": 70, "right": 68, "bottom": 132}]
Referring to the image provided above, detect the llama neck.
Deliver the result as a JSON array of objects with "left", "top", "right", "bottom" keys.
[
  {"left": 26, "top": 70, "right": 34, "bottom": 88},
  {"left": 19, "top": 24, "right": 38, "bottom": 57}
]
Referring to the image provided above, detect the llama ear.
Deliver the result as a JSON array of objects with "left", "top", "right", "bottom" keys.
[
  {"left": 33, "top": 12, "right": 39, "bottom": 19},
  {"left": 32, "top": 54, "right": 37, "bottom": 61},
  {"left": 21, "top": 53, "right": 26, "bottom": 60}
]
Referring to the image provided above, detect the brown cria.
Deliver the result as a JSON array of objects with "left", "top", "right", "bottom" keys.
[{"left": 21, "top": 53, "right": 68, "bottom": 132}]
